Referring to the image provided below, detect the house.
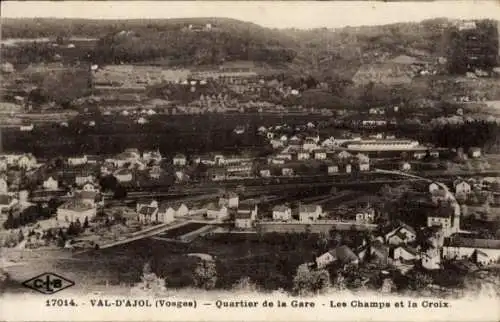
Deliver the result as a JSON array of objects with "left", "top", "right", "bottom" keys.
[
  {"left": 385, "top": 224, "right": 417, "bottom": 245},
  {"left": 74, "top": 190, "right": 98, "bottom": 207},
  {"left": 137, "top": 117, "right": 148, "bottom": 125},
  {"left": 344, "top": 164, "right": 352, "bottom": 173},
  {"left": 114, "top": 168, "right": 133, "bottom": 183},
  {"left": 276, "top": 151, "right": 293, "bottom": 161},
  {"left": 235, "top": 204, "right": 258, "bottom": 229},
  {"left": 471, "top": 249, "right": 490, "bottom": 266},
  {"left": 400, "top": 162, "right": 411, "bottom": 172},
  {"left": 75, "top": 174, "right": 95, "bottom": 186},
  {"left": 270, "top": 139, "right": 284, "bottom": 149},
  {"left": 42, "top": 177, "right": 59, "bottom": 190},
  {"left": 315, "top": 250, "right": 337, "bottom": 269},
  {"left": 455, "top": 180, "right": 472, "bottom": 196},
  {"left": 157, "top": 204, "right": 176, "bottom": 223},
  {"left": 421, "top": 247, "right": 441, "bottom": 270},
  {"left": 17, "top": 154, "right": 37, "bottom": 170},
  {"left": 357, "top": 240, "right": 389, "bottom": 265},
  {"left": 358, "top": 163, "right": 370, "bottom": 172},
  {"left": 82, "top": 182, "right": 98, "bottom": 192},
  {"left": 219, "top": 192, "right": 239, "bottom": 209},
  {"left": 426, "top": 202, "right": 459, "bottom": 237},
  {"left": 208, "top": 168, "right": 226, "bottom": 181},
  {"left": 205, "top": 203, "right": 228, "bottom": 220},
  {"left": 282, "top": 167, "right": 294, "bottom": 176},
  {"left": 149, "top": 166, "right": 164, "bottom": 180},
  {"left": 56, "top": 199, "right": 96, "bottom": 223},
  {"left": 355, "top": 207, "right": 375, "bottom": 224},
  {"left": 174, "top": 203, "right": 189, "bottom": 218},
  {"left": 68, "top": 155, "right": 88, "bottom": 166},
  {"left": 173, "top": 154, "right": 187, "bottom": 166},
  {"left": 298, "top": 204, "right": 322, "bottom": 222},
  {"left": 469, "top": 147, "right": 482, "bottom": 158},
  {"left": 443, "top": 236, "right": 500, "bottom": 264},
  {"left": 297, "top": 150, "right": 310, "bottom": 161},
  {"left": 316, "top": 245, "right": 359, "bottom": 269},
  {"left": 0, "top": 194, "right": 18, "bottom": 214},
  {"left": 260, "top": 169, "right": 271, "bottom": 177},
  {"left": 0, "top": 178, "right": 8, "bottom": 194},
  {"left": 327, "top": 164, "right": 339, "bottom": 174},
  {"left": 302, "top": 140, "right": 318, "bottom": 152},
  {"left": 392, "top": 246, "right": 420, "bottom": 262},
  {"left": 428, "top": 182, "right": 440, "bottom": 193},
  {"left": 313, "top": 149, "right": 327, "bottom": 160},
  {"left": 272, "top": 205, "right": 292, "bottom": 221},
  {"left": 20, "top": 124, "right": 34, "bottom": 132},
  {"left": 142, "top": 150, "right": 162, "bottom": 163}
]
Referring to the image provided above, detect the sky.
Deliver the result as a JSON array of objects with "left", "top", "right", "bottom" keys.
[{"left": 1, "top": 1, "right": 500, "bottom": 29}]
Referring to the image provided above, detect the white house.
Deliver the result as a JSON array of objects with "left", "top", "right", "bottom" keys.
[
  {"left": 272, "top": 205, "right": 292, "bottom": 221},
  {"left": 260, "top": 169, "right": 271, "bottom": 177},
  {"left": 313, "top": 149, "right": 327, "bottom": 160},
  {"left": 421, "top": 247, "right": 441, "bottom": 270},
  {"left": 455, "top": 180, "right": 472, "bottom": 196},
  {"left": 157, "top": 204, "right": 176, "bottom": 223},
  {"left": 297, "top": 150, "right": 310, "bottom": 161},
  {"left": 114, "top": 169, "right": 133, "bottom": 183},
  {"left": 315, "top": 250, "right": 337, "bottom": 269},
  {"left": 205, "top": 203, "right": 228, "bottom": 220},
  {"left": 400, "top": 162, "right": 411, "bottom": 172},
  {"left": 328, "top": 164, "right": 339, "bottom": 174},
  {"left": 20, "top": 124, "right": 34, "bottom": 132},
  {"left": 385, "top": 224, "right": 417, "bottom": 245},
  {"left": 392, "top": 246, "right": 420, "bottom": 261},
  {"left": 235, "top": 204, "right": 258, "bottom": 229},
  {"left": 68, "top": 155, "right": 88, "bottom": 166},
  {"left": 173, "top": 154, "right": 187, "bottom": 166},
  {"left": 219, "top": 192, "right": 239, "bottom": 209},
  {"left": 282, "top": 167, "right": 294, "bottom": 176},
  {"left": 302, "top": 140, "right": 318, "bottom": 152},
  {"left": 43, "top": 177, "right": 59, "bottom": 190},
  {"left": 18, "top": 154, "right": 37, "bottom": 170},
  {"left": 469, "top": 147, "right": 482, "bottom": 159},
  {"left": 142, "top": 150, "right": 162, "bottom": 163},
  {"left": 75, "top": 174, "right": 95, "bottom": 186},
  {"left": 427, "top": 203, "right": 460, "bottom": 237},
  {"left": 355, "top": 207, "right": 375, "bottom": 224},
  {"left": 345, "top": 164, "right": 352, "bottom": 173},
  {"left": 0, "top": 178, "right": 8, "bottom": 194},
  {"left": 174, "top": 203, "right": 189, "bottom": 218},
  {"left": 82, "top": 182, "right": 98, "bottom": 192},
  {"left": 299, "top": 204, "right": 322, "bottom": 222}
]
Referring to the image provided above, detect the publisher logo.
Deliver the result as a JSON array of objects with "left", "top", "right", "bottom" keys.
[{"left": 22, "top": 273, "right": 75, "bottom": 295}]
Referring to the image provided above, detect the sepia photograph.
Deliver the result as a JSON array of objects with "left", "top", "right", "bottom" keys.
[{"left": 0, "top": 1, "right": 500, "bottom": 321}]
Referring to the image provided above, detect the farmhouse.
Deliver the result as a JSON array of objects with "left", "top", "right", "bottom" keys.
[
  {"left": 298, "top": 204, "right": 322, "bottom": 222},
  {"left": 272, "top": 205, "right": 292, "bottom": 221}
]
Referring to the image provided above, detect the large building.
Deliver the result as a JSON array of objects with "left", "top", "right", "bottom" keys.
[{"left": 344, "top": 139, "right": 421, "bottom": 152}]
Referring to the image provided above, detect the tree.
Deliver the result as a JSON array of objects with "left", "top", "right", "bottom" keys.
[
  {"left": 131, "top": 262, "right": 167, "bottom": 296},
  {"left": 83, "top": 216, "right": 89, "bottom": 229},
  {"left": 292, "top": 263, "right": 331, "bottom": 296},
  {"left": 18, "top": 230, "right": 24, "bottom": 242},
  {"left": 192, "top": 259, "right": 217, "bottom": 290},
  {"left": 407, "top": 270, "right": 433, "bottom": 291}
]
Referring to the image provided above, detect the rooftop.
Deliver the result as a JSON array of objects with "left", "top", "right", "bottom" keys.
[{"left": 445, "top": 236, "right": 500, "bottom": 249}]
